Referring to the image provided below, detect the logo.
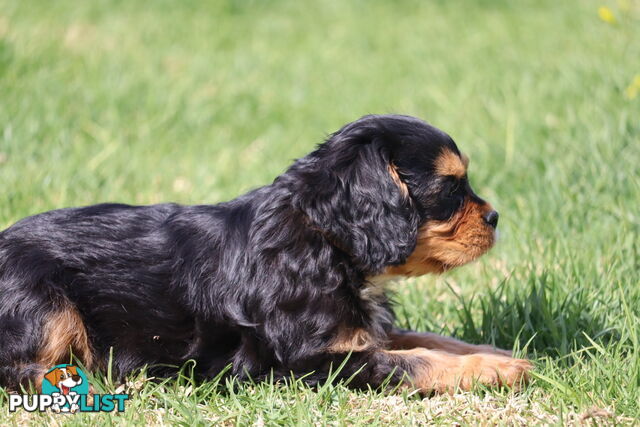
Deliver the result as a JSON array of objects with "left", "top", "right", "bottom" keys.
[{"left": 8, "top": 364, "right": 129, "bottom": 413}]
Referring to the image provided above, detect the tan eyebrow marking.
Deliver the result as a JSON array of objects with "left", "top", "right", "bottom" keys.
[{"left": 434, "top": 149, "right": 467, "bottom": 178}]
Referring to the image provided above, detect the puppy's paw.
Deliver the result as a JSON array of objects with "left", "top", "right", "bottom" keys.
[
  {"left": 460, "top": 353, "right": 532, "bottom": 390},
  {"left": 421, "top": 350, "right": 533, "bottom": 393}
]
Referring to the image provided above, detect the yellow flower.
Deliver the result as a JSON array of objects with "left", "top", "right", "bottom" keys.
[
  {"left": 598, "top": 6, "right": 616, "bottom": 23},
  {"left": 624, "top": 75, "right": 640, "bottom": 100}
]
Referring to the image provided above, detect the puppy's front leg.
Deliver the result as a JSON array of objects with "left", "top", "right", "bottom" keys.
[
  {"left": 322, "top": 348, "right": 531, "bottom": 393},
  {"left": 392, "top": 348, "right": 531, "bottom": 393},
  {"left": 322, "top": 328, "right": 530, "bottom": 393},
  {"left": 388, "top": 328, "right": 513, "bottom": 357}
]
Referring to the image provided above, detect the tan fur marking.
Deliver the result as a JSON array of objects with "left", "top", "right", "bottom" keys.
[
  {"left": 329, "top": 328, "right": 378, "bottom": 353},
  {"left": 384, "top": 198, "right": 495, "bottom": 277},
  {"left": 435, "top": 149, "right": 466, "bottom": 178},
  {"left": 388, "top": 330, "right": 512, "bottom": 356},
  {"left": 387, "top": 163, "right": 409, "bottom": 197},
  {"left": 386, "top": 348, "right": 531, "bottom": 393},
  {"left": 37, "top": 304, "right": 94, "bottom": 369}
]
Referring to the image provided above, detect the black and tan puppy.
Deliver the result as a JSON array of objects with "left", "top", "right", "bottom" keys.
[{"left": 0, "top": 115, "right": 531, "bottom": 393}]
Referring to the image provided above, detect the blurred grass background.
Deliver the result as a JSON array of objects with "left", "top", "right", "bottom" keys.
[{"left": 1, "top": 0, "right": 639, "bottom": 424}]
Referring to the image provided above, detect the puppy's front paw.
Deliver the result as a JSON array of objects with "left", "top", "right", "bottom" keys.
[
  {"left": 461, "top": 353, "right": 533, "bottom": 389},
  {"left": 423, "top": 350, "right": 533, "bottom": 393}
]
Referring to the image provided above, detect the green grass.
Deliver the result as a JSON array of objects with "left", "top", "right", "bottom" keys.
[{"left": 1, "top": 0, "right": 639, "bottom": 424}]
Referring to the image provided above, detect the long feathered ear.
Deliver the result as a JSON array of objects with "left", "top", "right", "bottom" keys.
[{"left": 290, "top": 121, "right": 419, "bottom": 273}]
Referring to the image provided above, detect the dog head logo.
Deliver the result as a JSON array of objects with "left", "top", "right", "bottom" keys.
[
  {"left": 41, "top": 364, "right": 89, "bottom": 412},
  {"left": 43, "top": 365, "right": 85, "bottom": 395}
]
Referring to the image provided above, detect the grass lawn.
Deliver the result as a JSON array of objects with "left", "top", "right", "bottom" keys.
[{"left": 1, "top": 0, "right": 639, "bottom": 424}]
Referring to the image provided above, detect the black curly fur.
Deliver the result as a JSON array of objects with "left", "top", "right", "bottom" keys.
[{"left": 0, "top": 114, "right": 484, "bottom": 390}]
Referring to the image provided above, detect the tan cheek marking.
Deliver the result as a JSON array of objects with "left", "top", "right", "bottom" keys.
[
  {"left": 38, "top": 303, "right": 94, "bottom": 369},
  {"left": 435, "top": 149, "right": 466, "bottom": 178},
  {"left": 328, "top": 328, "right": 378, "bottom": 353},
  {"left": 384, "top": 199, "right": 495, "bottom": 277},
  {"left": 387, "top": 163, "right": 409, "bottom": 198}
]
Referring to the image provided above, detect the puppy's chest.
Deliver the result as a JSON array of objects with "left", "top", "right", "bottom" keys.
[
  {"left": 362, "top": 274, "right": 399, "bottom": 301},
  {"left": 358, "top": 275, "right": 397, "bottom": 330}
]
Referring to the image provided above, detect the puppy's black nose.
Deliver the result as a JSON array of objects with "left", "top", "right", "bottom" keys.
[
  {"left": 483, "top": 210, "right": 499, "bottom": 229},
  {"left": 72, "top": 375, "right": 81, "bottom": 382}
]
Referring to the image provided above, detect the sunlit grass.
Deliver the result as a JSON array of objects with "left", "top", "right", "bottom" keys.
[{"left": 1, "top": 0, "right": 639, "bottom": 424}]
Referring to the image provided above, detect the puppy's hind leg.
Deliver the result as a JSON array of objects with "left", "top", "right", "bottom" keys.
[
  {"left": 0, "top": 303, "right": 94, "bottom": 392},
  {"left": 388, "top": 328, "right": 513, "bottom": 357}
]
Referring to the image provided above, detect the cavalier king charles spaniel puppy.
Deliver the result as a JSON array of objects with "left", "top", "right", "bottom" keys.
[{"left": 0, "top": 114, "right": 531, "bottom": 393}]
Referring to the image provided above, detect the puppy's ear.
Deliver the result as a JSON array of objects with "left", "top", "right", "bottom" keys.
[{"left": 291, "top": 122, "right": 418, "bottom": 273}]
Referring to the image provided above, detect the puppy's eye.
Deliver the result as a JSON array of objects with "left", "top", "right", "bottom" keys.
[
  {"left": 446, "top": 178, "right": 465, "bottom": 198},
  {"left": 448, "top": 180, "right": 460, "bottom": 196}
]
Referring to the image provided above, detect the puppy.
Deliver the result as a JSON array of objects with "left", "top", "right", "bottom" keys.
[{"left": 0, "top": 115, "right": 531, "bottom": 393}]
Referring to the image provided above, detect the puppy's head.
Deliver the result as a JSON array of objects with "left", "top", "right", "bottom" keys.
[
  {"left": 383, "top": 119, "right": 498, "bottom": 275},
  {"left": 291, "top": 114, "right": 497, "bottom": 275}
]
